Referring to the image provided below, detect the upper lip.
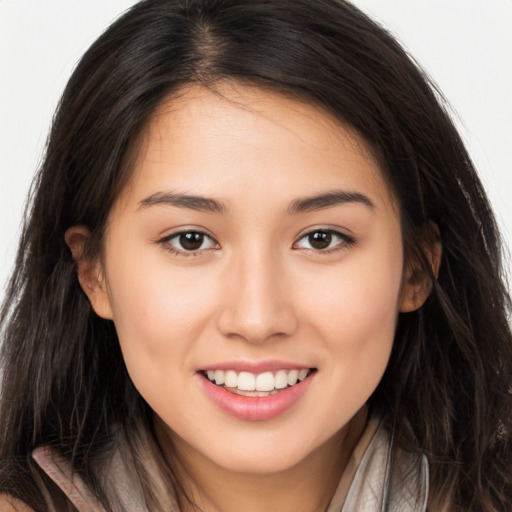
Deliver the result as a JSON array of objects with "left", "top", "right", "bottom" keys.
[{"left": 199, "top": 360, "right": 314, "bottom": 374}]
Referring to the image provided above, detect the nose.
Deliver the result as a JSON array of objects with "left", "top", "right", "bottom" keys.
[{"left": 216, "top": 249, "right": 299, "bottom": 344}]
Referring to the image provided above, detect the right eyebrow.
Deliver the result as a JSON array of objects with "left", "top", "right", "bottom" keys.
[
  {"left": 287, "top": 189, "right": 375, "bottom": 215},
  {"left": 138, "top": 191, "right": 228, "bottom": 214}
]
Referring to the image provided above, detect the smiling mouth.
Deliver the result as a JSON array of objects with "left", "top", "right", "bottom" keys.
[{"left": 201, "top": 368, "right": 317, "bottom": 397}]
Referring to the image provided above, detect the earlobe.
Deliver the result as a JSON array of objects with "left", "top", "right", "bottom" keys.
[
  {"left": 65, "top": 226, "right": 114, "bottom": 320},
  {"left": 399, "top": 222, "right": 442, "bottom": 313}
]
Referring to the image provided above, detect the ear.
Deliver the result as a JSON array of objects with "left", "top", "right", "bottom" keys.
[
  {"left": 399, "top": 222, "right": 442, "bottom": 313},
  {"left": 65, "top": 226, "right": 114, "bottom": 319}
]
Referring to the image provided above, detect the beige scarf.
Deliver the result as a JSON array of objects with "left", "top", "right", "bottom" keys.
[{"left": 33, "top": 416, "right": 428, "bottom": 512}]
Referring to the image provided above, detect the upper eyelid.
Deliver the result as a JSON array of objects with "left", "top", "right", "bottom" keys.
[
  {"left": 156, "top": 230, "right": 219, "bottom": 258},
  {"left": 295, "top": 226, "right": 353, "bottom": 240},
  {"left": 293, "top": 228, "right": 355, "bottom": 250},
  {"left": 156, "top": 227, "right": 216, "bottom": 243}
]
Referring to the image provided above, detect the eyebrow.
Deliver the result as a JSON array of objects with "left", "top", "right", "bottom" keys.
[
  {"left": 138, "top": 189, "right": 375, "bottom": 215},
  {"left": 139, "top": 192, "right": 228, "bottom": 214},
  {"left": 287, "top": 190, "right": 375, "bottom": 214}
]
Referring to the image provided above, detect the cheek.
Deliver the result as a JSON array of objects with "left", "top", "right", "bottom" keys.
[
  {"left": 102, "top": 248, "right": 227, "bottom": 418},
  {"left": 102, "top": 250, "right": 213, "bottom": 415},
  {"left": 105, "top": 242, "right": 215, "bottom": 351},
  {"left": 304, "top": 248, "right": 402, "bottom": 325},
  {"left": 298, "top": 244, "right": 403, "bottom": 384}
]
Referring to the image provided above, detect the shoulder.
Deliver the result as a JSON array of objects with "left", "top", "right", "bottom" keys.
[{"left": 0, "top": 494, "right": 34, "bottom": 511}]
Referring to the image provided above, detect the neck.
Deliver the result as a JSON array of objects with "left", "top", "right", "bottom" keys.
[{"left": 155, "top": 409, "right": 368, "bottom": 512}]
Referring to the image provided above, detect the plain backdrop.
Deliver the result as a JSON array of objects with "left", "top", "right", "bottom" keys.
[{"left": 1, "top": 0, "right": 511, "bottom": 304}]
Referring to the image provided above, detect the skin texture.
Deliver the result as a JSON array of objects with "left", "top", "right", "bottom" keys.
[
  {"left": 0, "top": 496, "right": 34, "bottom": 511},
  {"left": 68, "top": 84, "right": 433, "bottom": 512}
]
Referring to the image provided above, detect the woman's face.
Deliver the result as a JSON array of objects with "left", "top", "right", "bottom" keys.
[{"left": 78, "top": 84, "right": 421, "bottom": 475}]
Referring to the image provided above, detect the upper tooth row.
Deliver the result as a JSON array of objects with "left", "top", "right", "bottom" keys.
[{"left": 206, "top": 369, "right": 309, "bottom": 391}]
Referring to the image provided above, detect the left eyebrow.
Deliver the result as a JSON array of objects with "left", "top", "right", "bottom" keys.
[
  {"left": 138, "top": 191, "right": 228, "bottom": 214},
  {"left": 287, "top": 190, "right": 375, "bottom": 215}
]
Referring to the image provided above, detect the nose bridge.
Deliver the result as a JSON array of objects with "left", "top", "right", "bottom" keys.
[{"left": 217, "top": 244, "right": 297, "bottom": 343}]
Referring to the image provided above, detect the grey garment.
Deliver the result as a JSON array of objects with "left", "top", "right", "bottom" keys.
[
  {"left": 339, "top": 420, "right": 429, "bottom": 512},
  {"left": 33, "top": 419, "right": 428, "bottom": 512}
]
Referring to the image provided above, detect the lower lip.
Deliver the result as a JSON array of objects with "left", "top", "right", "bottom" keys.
[{"left": 198, "top": 373, "right": 315, "bottom": 421}]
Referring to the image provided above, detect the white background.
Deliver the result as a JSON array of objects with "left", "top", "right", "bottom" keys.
[{"left": 1, "top": 0, "right": 511, "bottom": 304}]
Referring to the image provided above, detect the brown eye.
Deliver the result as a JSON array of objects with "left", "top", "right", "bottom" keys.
[
  {"left": 179, "top": 232, "right": 205, "bottom": 251},
  {"left": 160, "top": 230, "right": 218, "bottom": 254},
  {"left": 308, "top": 231, "right": 332, "bottom": 250},
  {"left": 294, "top": 229, "right": 354, "bottom": 253}
]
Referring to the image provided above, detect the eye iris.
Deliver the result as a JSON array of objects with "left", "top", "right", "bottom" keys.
[
  {"left": 309, "top": 231, "right": 332, "bottom": 250},
  {"left": 179, "top": 232, "right": 204, "bottom": 251}
]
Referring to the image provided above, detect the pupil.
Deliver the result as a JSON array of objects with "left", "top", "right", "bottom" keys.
[
  {"left": 309, "top": 231, "right": 332, "bottom": 250},
  {"left": 180, "top": 232, "right": 204, "bottom": 251}
]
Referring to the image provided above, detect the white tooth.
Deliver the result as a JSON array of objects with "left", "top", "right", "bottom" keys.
[
  {"left": 274, "top": 370, "right": 288, "bottom": 389},
  {"left": 225, "top": 370, "right": 238, "bottom": 388},
  {"left": 206, "top": 370, "right": 215, "bottom": 381},
  {"left": 287, "top": 369, "right": 299, "bottom": 386},
  {"left": 238, "top": 371, "right": 256, "bottom": 391},
  {"left": 298, "top": 369, "right": 309, "bottom": 381},
  {"left": 234, "top": 389, "right": 258, "bottom": 396},
  {"left": 255, "top": 372, "right": 275, "bottom": 392},
  {"left": 214, "top": 370, "right": 225, "bottom": 385}
]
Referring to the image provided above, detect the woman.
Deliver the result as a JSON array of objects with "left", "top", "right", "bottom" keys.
[{"left": 0, "top": 0, "right": 511, "bottom": 510}]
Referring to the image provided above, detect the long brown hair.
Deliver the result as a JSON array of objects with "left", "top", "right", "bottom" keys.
[{"left": 1, "top": 0, "right": 511, "bottom": 510}]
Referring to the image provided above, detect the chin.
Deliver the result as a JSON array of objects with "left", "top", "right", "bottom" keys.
[
  {"left": 198, "top": 429, "right": 334, "bottom": 475},
  {"left": 211, "top": 447, "right": 310, "bottom": 475}
]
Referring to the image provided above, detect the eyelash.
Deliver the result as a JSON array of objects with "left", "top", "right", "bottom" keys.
[
  {"left": 293, "top": 229, "right": 355, "bottom": 254},
  {"left": 156, "top": 228, "right": 355, "bottom": 258},
  {"left": 157, "top": 230, "right": 218, "bottom": 258}
]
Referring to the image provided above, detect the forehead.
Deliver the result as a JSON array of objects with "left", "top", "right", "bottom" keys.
[{"left": 118, "top": 83, "right": 397, "bottom": 214}]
